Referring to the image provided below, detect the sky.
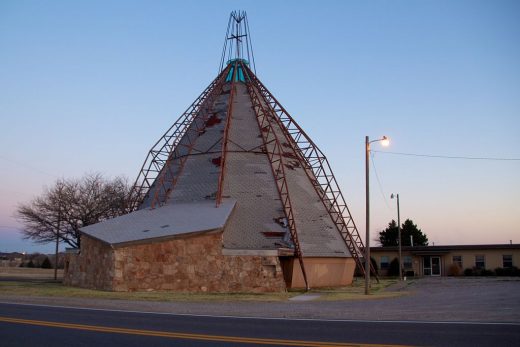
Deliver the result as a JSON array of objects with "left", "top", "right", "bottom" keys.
[{"left": 1, "top": 0, "right": 519, "bottom": 253}]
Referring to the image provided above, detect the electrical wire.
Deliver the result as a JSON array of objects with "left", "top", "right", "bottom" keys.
[
  {"left": 370, "top": 152, "right": 392, "bottom": 210},
  {"left": 372, "top": 150, "right": 520, "bottom": 161},
  {"left": 0, "top": 155, "right": 58, "bottom": 178}
]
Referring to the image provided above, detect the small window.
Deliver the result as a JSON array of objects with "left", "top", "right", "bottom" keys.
[
  {"left": 475, "top": 255, "right": 485, "bottom": 269},
  {"left": 403, "top": 256, "right": 413, "bottom": 269},
  {"left": 380, "top": 256, "right": 389, "bottom": 269},
  {"left": 503, "top": 255, "right": 513, "bottom": 268},
  {"left": 453, "top": 255, "right": 463, "bottom": 268}
]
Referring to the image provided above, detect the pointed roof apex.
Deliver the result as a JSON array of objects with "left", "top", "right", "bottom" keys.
[{"left": 219, "top": 11, "right": 256, "bottom": 74}]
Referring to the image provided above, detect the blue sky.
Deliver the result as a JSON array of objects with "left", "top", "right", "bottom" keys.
[{"left": 1, "top": 0, "right": 519, "bottom": 253}]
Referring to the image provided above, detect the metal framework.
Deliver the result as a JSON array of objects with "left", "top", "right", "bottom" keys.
[
  {"left": 128, "top": 65, "right": 231, "bottom": 211},
  {"left": 242, "top": 64, "right": 310, "bottom": 290},
  {"left": 129, "top": 11, "right": 255, "bottom": 211},
  {"left": 127, "top": 11, "right": 375, "bottom": 283},
  {"left": 219, "top": 10, "right": 256, "bottom": 74},
  {"left": 242, "top": 63, "right": 377, "bottom": 279},
  {"left": 216, "top": 61, "right": 237, "bottom": 206}
]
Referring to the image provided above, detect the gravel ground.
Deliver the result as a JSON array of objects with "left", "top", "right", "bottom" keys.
[{"left": 1, "top": 277, "right": 519, "bottom": 323}]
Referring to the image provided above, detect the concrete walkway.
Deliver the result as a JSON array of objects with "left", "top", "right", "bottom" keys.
[{"left": 288, "top": 293, "right": 322, "bottom": 301}]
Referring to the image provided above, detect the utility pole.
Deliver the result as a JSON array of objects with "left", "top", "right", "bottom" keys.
[
  {"left": 365, "top": 135, "right": 389, "bottom": 295},
  {"left": 365, "top": 136, "right": 370, "bottom": 295},
  {"left": 54, "top": 202, "right": 61, "bottom": 281},
  {"left": 396, "top": 194, "right": 402, "bottom": 281}
]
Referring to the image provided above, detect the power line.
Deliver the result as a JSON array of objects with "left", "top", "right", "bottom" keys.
[
  {"left": 370, "top": 152, "right": 392, "bottom": 210},
  {"left": 0, "top": 155, "right": 59, "bottom": 177},
  {"left": 372, "top": 150, "right": 520, "bottom": 161}
]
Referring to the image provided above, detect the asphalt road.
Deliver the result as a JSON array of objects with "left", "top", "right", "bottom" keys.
[{"left": 1, "top": 302, "right": 519, "bottom": 347}]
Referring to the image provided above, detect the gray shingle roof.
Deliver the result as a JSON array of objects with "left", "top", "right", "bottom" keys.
[
  {"left": 221, "top": 84, "right": 350, "bottom": 257},
  {"left": 128, "top": 83, "right": 352, "bottom": 258},
  {"left": 81, "top": 199, "right": 236, "bottom": 245}
]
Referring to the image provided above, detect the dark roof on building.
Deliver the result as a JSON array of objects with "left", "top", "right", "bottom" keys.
[{"left": 371, "top": 244, "right": 520, "bottom": 253}]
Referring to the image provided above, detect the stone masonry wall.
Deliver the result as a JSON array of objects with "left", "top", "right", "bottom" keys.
[
  {"left": 64, "top": 231, "right": 287, "bottom": 293},
  {"left": 63, "top": 235, "right": 114, "bottom": 291},
  {"left": 113, "top": 232, "right": 287, "bottom": 292}
]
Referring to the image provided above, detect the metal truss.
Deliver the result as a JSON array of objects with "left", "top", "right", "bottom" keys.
[
  {"left": 219, "top": 11, "right": 256, "bottom": 74},
  {"left": 242, "top": 63, "right": 310, "bottom": 290},
  {"left": 242, "top": 64, "right": 377, "bottom": 280},
  {"left": 128, "top": 65, "right": 231, "bottom": 211},
  {"left": 215, "top": 62, "right": 238, "bottom": 207}
]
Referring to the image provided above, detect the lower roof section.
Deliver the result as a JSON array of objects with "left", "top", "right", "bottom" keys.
[{"left": 81, "top": 199, "right": 236, "bottom": 246}]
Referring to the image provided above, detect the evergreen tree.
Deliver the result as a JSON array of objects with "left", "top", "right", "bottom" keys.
[
  {"left": 41, "top": 257, "right": 52, "bottom": 269},
  {"left": 378, "top": 219, "right": 428, "bottom": 246},
  {"left": 388, "top": 258, "right": 400, "bottom": 276}
]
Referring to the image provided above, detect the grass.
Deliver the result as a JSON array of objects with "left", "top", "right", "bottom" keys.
[
  {"left": 0, "top": 277, "right": 408, "bottom": 302},
  {"left": 0, "top": 267, "right": 63, "bottom": 278},
  {"left": 313, "top": 278, "right": 409, "bottom": 300},
  {"left": 0, "top": 281, "right": 297, "bottom": 302}
]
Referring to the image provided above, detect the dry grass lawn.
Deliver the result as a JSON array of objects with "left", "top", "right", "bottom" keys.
[
  {"left": 0, "top": 267, "right": 63, "bottom": 279},
  {"left": 312, "top": 278, "right": 408, "bottom": 300},
  {"left": 0, "top": 281, "right": 296, "bottom": 302},
  {"left": 0, "top": 268, "right": 406, "bottom": 301}
]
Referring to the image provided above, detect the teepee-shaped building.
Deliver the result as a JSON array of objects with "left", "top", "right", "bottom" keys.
[{"left": 64, "top": 12, "right": 369, "bottom": 292}]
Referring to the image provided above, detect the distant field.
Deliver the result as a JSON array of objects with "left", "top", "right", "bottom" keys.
[{"left": 0, "top": 267, "right": 63, "bottom": 279}]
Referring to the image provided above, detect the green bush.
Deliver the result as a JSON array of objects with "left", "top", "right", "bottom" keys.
[
  {"left": 448, "top": 263, "right": 462, "bottom": 276},
  {"left": 480, "top": 269, "right": 494, "bottom": 276},
  {"left": 388, "top": 258, "right": 400, "bottom": 276},
  {"left": 464, "top": 267, "right": 495, "bottom": 276},
  {"left": 41, "top": 257, "right": 52, "bottom": 269},
  {"left": 404, "top": 270, "right": 415, "bottom": 277},
  {"left": 495, "top": 266, "right": 520, "bottom": 276}
]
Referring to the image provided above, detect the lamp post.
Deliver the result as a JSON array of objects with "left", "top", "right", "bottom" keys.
[
  {"left": 365, "top": 135, "right": 389, "bottom": 295},
  {"left": 391, "top": 193, "right": 402, "bottom": 281}
]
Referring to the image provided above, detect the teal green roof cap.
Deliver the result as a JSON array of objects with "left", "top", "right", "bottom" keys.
[{"left": 227, "top": 58, "right": 249, "bottom": 66}]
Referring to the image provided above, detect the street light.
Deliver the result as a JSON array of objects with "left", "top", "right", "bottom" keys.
[
  {"left": 391, "top": 193, "right": 402, "bottom": 281},
  {"left": 365, "top": 135, "right": 389, "bottom": 295}
]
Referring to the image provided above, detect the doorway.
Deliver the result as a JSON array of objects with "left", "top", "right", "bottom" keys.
[
  {"left": 423, "top": 256, "right": 441, "bottom": 276},
  {"left": 431, "top": 257, "right": 441, "bottom": 276}
]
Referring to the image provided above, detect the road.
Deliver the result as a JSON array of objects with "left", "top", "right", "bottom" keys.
[{"left": 0, "top": 302, "right": 519, "bottom": 346}]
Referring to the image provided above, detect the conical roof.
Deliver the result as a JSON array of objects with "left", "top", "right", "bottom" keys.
[
  {"left": 81, "top": 12, "right": 370, "bottom": 290},
  {"left": 132, "top": 66, "right": 350, "bottom": 257}
]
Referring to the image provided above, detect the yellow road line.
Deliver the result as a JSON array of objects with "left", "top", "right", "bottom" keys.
[{"left": 0, "top": 316, "right": 411, "bottom": 347}]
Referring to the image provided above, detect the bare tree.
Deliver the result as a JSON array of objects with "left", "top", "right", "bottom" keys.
[{"left": 16, "top": 173, "right": 132, "bottom": 248}]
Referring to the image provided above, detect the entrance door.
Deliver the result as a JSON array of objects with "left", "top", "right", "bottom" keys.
[
  {"left": 423, "top": 256, "right": 442, "bottom": 276},
  {"left": 423, "top": 256, "right": 431, "bottom": 276},
  {"left": 431, "top": 257, "right": 441, "bottom": 276}
]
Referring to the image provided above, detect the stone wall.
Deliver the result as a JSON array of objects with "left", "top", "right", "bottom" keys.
[
  {"left": 65, "top": 231, "right": 287, "bottom": 293},
  {"left": 63, "top": 235, "right": 114, "bottom": 290}
]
